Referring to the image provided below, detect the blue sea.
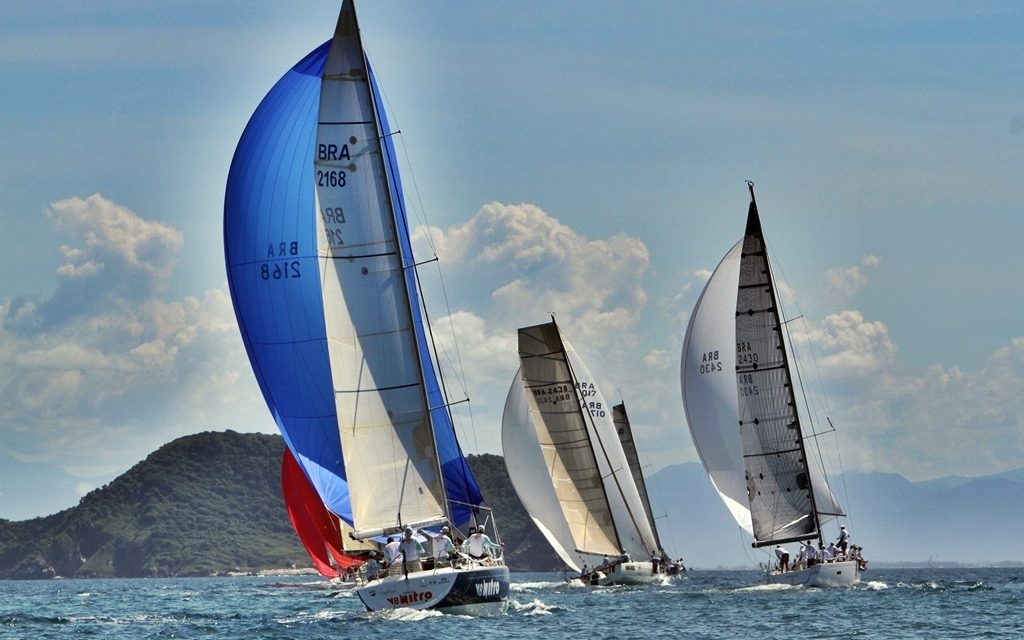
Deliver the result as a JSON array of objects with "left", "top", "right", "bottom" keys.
[{"left": 2, "top": 568, "right": 1022, "bottom": 639}]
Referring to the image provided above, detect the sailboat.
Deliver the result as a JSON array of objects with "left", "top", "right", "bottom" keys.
[
  {"left": 680, "top": 182, "right": 862, "bottom": 587},
  {"left": 502, "top": 319, "right": 670, "bottom": 586},
  {"left": 612, "top": 403, "right": 684, "bottom": 576},
  {"left": 223, "top": 0, "right": 510, "bottom": 614}
]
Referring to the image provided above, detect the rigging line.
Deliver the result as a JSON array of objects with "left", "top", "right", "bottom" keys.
[
  {"left": 364, "top": 51, "right": 479, "bottom": 456},
  {"left": 563, "top": 339, "right": 651, "bottom": 553},
  {"left": 752, "top": 211, "right": 822, "bottom": 547},
  {"left": 768, "top": 240, "right": 841, "bottom": 528},
  {"left": 551, "top": 325, "right": 622, "bottom": 553}
]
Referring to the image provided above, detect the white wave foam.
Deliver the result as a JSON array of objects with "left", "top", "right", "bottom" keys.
[
  {"left": 510, "top": 598, "right": 555, "bottom": 616},
  {"left": 512, "top": 580, "right": 565, "bottom": 591},
  {"left": 733, "top": 582, "right": 800, "bottom": 593},
  {"left": 370, "top": 607, "right": 446, "bottom": 621}
]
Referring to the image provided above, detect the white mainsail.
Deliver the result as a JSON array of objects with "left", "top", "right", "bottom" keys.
[
  {"left": 508, "top": 321, "right": 659, "bottom": 561},
  {"left": 681, "top": 191, "right": 843, "bottom": 546},
  {"left": 501, "top": 372, "right": 594, "bottom": 572},
  {"left": 315, "top": 8, "right": 444, "bottom": 537}
]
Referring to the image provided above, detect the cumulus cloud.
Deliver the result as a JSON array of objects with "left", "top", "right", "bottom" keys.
[
  {"left": 416, "top": 202, "right": 649, "bottom": 348},
  {"left": 823, "top": 254, "right": 881, "bottom": 303},
  {"left": 414, "top": 201, "right": 656, "bottom": 452},
  {"left": 0, "top": 195, "right": 270, "bottom": 482}
]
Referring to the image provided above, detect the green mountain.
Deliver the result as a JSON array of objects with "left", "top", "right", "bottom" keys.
[{"left": 0, "top": 431, "right": 564, "bottom": 579}]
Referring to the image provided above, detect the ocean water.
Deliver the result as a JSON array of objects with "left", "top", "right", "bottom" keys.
[{"left": 2, "top": 568, "right": 1022, "bottom": 639}]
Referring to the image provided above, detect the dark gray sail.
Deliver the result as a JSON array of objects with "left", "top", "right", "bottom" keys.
[
  {"left": 612, "top": 403, "right": 664, "bottom": 553},
  {"left": 735, "top": 186, "right": 821, "bottom": 547}
]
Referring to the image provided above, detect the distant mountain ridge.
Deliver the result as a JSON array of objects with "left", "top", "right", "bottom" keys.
[
  {"left": 647, "top": 462, "right": 1024, "bottom": 569},
  {"left": 2, "top": 431, "right": 1018, "bottom": 578},
  {"left": 0, "top": 431, "right": 562, "bottom": 579}
]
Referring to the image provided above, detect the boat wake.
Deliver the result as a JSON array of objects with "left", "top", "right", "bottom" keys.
[
  {"left": 509, "top": 598, "right": 560, "bottom": 616},
  {"left": 733, "top": 583, "right": 801, "bottom": 593},
  {"left": 367, "top": 607, "right": 449, "bottom": 622},
  {"left": 860, "top": 580, "right": 888, "bottom": 590},
  {"left": 512, "top": 580, "right": 568, "bottom": 591}
]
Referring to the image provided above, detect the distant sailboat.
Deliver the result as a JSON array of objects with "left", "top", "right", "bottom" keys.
[
  {"left": 502, "top": 318, "right": 672, "bottom": 585},
  {"left": 612, "top": 403, "right": 684, "bottom": 575},
  {"left": 224, "top": 0, "right": 509, "bottom": 614},
  {"left": 680, "top": 182, "right": 863, "bottom": 587}
]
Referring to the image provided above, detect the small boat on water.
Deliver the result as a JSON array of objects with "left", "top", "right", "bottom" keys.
[
  {"left": 680, "top": 183, "right": 866, "bottom": 587},
  {"left": 224, "top": 0, "right": 509, "bottom": 614},
  {"left": 502, "top": 318, "right": 680, "bottom": 586}
]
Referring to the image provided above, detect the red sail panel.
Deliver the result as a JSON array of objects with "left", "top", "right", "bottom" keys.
[{"left": 281, "top": 449, "right": 363, "bottom": 576}]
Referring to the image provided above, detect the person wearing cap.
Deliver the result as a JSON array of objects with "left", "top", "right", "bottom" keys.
[
  {"left": 419, "top": 525, "right": 456, "bottom": 566},
  {"left": 837, "top": 525, "right": 850, "bottom": 555},
  {"left": 394, "top": 527, "right": 425, "bottom": 574},
  {"left": 774, "top": 544, "right": 790, "bottom": 572},
  {"left": 461, "top": 523, "right": 500, "bottom": 560}
]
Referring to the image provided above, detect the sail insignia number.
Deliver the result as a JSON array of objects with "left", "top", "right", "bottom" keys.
[
  {"left": 317, "top": 142, "right": 350, "bottom": 250},
  {"left": 698, "top": 350, "right": 722, "bottom": 375},
  {"left": 260, "top": 241, "right": 301, "bottom": 281}
]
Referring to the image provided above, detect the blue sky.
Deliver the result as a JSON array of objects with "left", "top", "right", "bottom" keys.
[{"left": 1, "top": 1, "right": 1022, "bottom": 521}]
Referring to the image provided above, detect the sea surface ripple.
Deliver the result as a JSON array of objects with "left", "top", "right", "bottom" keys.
[{"left": 1, "top": 567, "right": 1021, "bottom": 639}]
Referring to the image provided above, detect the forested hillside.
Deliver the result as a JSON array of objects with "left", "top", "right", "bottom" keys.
[{"left": 0, "top": 432, "right": 565, "bottom": 578}]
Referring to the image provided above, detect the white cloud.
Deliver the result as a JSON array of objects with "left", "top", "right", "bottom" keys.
[
  {"left": 417, "top": 202, "right": 650, "bottom": 349},
  {"left": 417, "top": 201, "right": 657, "bottom": 453},
  {"left": 823, "top": 254, "right": 882, "bottom": 303},
  {"left": 0, "top": 194, "right": 272, "bottom": 482}
]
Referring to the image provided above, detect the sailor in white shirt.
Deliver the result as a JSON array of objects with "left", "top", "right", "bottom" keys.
[
  {"left": 774, "top": 545, "right": 790, "bottom": 572},
  {"left": 796, "top": 542, "right": 808, "bottom": 570}
]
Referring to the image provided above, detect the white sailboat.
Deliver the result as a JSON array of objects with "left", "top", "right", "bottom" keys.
[
  {"left": 502, "top": 319, "right": 668, "bottom": 586},
  {"left": 680, "top": 182, "right": 864, "bottom": 587},
  {"left": 224, "top": 0, "right": 509, "bottom": 614}
]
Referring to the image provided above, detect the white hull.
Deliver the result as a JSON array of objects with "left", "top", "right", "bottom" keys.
[
  {"left": 581, "top": 561, "right": 669, "bottom": 586},
  {"left": 357, "top": 564, "right": 509, "bottom": 616},
  {"left": 766, "top": 560, "right": 861, "bottom": 587}
]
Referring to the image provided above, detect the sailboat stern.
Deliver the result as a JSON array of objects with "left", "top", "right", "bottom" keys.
[{"left": 357, "top": 565, "right": 510, "bottom": 616}]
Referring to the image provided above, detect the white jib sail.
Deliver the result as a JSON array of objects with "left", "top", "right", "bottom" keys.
[
  {"left": 316, "top": 7, "right": 445, "bottom": 536},
  {"left": 682, "top": 238, "right": 844, "bottom": 538},
  {"left": 562, "top": 336, "right": 660, "bottom": 560}
]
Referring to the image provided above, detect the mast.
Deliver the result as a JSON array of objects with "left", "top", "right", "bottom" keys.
[
  {"left": 742, "top": 181, "right": 823, "bottom": 548},
  {"left": 556, "top": 318, "right": 630, "bottom": 554},
  {"left": 355, "top": 6, "right": 451, "bottom": 527}
]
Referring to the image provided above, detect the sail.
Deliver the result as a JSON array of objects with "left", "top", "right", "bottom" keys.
[
  {"left": 612, "top": 403, "right": 663, "bottom": 552},
  {"left": 313, "top": 1, "right": 448, "bottom": 538},
  {"left": 513, "top": 321, "right": 660, "bottom": 560},
  {"left": 501, "top": 372, "right": 595, "bottom": 572},
  {"left": 680, "top": 241, "right": 752, "bottom": 534},
  {"left": 281, "top": 449, "right": 363, "bottom": 577},
  {"left": 225, "top": 0, "right": 482, "bottom": 537},
  {"left": 513, "top": 322, "right": 620, "bottom": 557},
  {"left": 680, "top": 190, "right": 844, "bottom": 546}
]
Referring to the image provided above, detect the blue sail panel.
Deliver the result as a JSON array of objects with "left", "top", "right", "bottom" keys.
[
  {"left": 224, "top": 41, "right": 352, "bottom": 522},
  {"left": 369, "top": 65, "right": 484, "bottom": 526}
]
